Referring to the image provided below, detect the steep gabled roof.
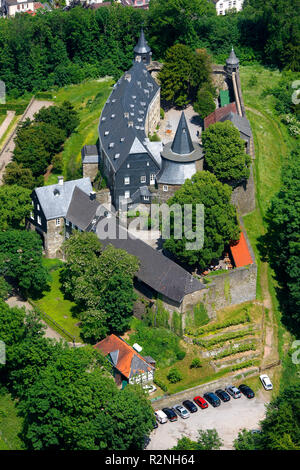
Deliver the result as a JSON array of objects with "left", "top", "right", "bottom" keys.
[
  {"left": 34, "top": 178, "right": 92, "bottom": 220},
  {"left": 94, "top": 334, "right": 154, "bottom": 380},
  {"left": 66, "top": 186, "right": 100, "bottom": 231},
  {"left": 219, "top": 112, "right": 252, "bottom": 137},
  {"left": 171, "top": 112, "right": 194, "bottom": 155},
  {"left": 98, "top": 60, "right": 160, "bottom": 174}
]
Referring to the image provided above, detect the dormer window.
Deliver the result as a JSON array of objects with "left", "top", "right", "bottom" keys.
[
  {"left": 120, "top": 137, "right": 125, "bottom": 142},
  {"left": 130, "top": 104, "right": 134, "bottom": 108},
  {"left": 111, "top": 114, "right": 115, "bottom": 119},
  {"left": 102, "top": 117, "right": 106, "bottom": 121},
  {"left": 112, "top": 99, "right": 116, "bottom": 103},
  {"left": 104, "top": 131, "right": 109, "bottom": 136},
  {"left": 109, "top": 142, "right": 115, "bottom": 148},
  {"left": 114, "top": 153, "right": 120, "bottom": 159},
  {"left": 124, "top": 112, "right": 129, "bottom": 119},
  {"left": 132, "top": 95, "right": 136, "bottom": 100},
  {"left": 53, "top": 189, "right": 60, "bottom": 197}
]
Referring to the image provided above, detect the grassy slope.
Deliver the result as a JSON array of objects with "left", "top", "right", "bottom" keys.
[
  {"left": 45, "top": 79, "right": 113, "bottom": 185},
  {"left": 0, "top": 393, "right": 24, "bottom": 450},
  {"left": 240, "top": 65, "right": 298, "bottom": 385}
]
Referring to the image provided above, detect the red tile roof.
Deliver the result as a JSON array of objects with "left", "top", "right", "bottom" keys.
[
  {"left": 204, "top": 102, "right": 237, "bottom": 129},
  {"left": 94, "top": 334, "right": 153, "bottom": 380},
  {"left": 230, "top": 231, "right": 253, "bottom": 268}
]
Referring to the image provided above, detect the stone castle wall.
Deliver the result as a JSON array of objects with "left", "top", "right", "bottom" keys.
[
  {"left": 45, "top": 218, "right": 65, "bottom": 259},
  {"left": 145, "top": 89, "right": 161, "bottom": 136}
]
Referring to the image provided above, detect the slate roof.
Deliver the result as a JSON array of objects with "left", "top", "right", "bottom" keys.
[
  {"left": 98, "top": 60, "right": 160, "bottom": 174},
  {"left": 95, "top": 218, "right": 205, "bottom": 304},
  {"left": 171, "top": 112, "right": 194, "bottom": 155},
  {"left": 34, "top": 178, "right": 92, "bottom": 220},
  {"left": 157, "top": 112, "right": 203, "bottom": 185},
  {"left": 134, "top": 29, "right": 151, "bottom": 55},
  {"left": 66, "top": 186, "right": 100, "bottom": 231},
  {"left": 226, "top": 47, "right": 239, "bottom": 66},
  {"left": 219, "top": 112, "right": 252, "bottom": 137},
  {"left": 81, "top": 145, "right": 99, "bottom": 164},
  {"left": 94, "top": 334, "right": 155, "bottom": 380}
]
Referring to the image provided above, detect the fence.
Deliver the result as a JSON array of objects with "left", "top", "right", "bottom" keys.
[{"left": 28, "top": 300, "right": 76, "bottom": 343}]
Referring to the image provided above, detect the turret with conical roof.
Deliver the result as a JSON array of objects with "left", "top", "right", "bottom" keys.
[
  {"left": 226, "top": 47, "right": 239, "bottom": 76},
  {"left": 171, "top": 112, "right": 194, "bottom": 155},
  {"left": 134, "top": 29, "right": 152, "bottom": 65}
]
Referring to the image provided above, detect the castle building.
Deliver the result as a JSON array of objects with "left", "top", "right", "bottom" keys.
[{"left": 156, "top": 112, "right": 204, "bottom": 202}]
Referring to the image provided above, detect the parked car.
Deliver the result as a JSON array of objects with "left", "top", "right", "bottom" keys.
[
  {"left": 260, "top": 374, "right": 273, "bottom": 390},
  {"left": 203, "top": 392, "right": 221, "bottom": 407},
  {"left": 215, "top": 389, "right": 230, "bottom": 402},
  {"left": 173, "top": 404, "right": 190, "bottom": 419},
  {"left": 162, "top": 407, "right": 178, "bottom": 422},
  {"left": 239, "top": 384, "right": 255, "bottom": 398},
  {"left": 225, "top": 385, "right": 241, "bottom": 399},
  {"left": 142, "top": 384, "right": 157, "bottom": 394},
  {"left": 182, "top": 400, "right": 198, "bottom": 413},
  {"left": 193, "top": 396, "right": 208, "bottom": 409},
  {"left": 154, "top": 409, "right": 168, "bottom": 424}
]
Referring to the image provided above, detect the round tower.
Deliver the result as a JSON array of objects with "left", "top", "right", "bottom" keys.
[{"left": 226, "top": 47, "right": 239, "bottom": 76}]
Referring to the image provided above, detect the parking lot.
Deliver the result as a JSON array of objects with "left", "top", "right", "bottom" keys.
[{"left": 147, "top": 392, "right": 268, "bottom": 450}]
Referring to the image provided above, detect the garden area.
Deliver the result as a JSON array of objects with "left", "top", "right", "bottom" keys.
[
  {"left": 0, "top": 392, "right": 24, "bottom": 450},
  {"left": 33, "top": 258, "right": 81, "bottom": 342}
]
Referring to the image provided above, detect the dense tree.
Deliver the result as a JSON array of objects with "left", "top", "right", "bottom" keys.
[
  {"left": 19, "top": 346, "right": 154, "bottom": 450},
  {"left": 0, "top": 230, "right": 50, "bottom": 298},
  {"left": 163, "top": 171, "right": 240, "bottom": 269},
  {"left": 61, "top": 232, "right": 139, "bottom": 335},
  {"left": 260, "top": 151, "right": 300, "bottom": 333},
  {"left": 158, "top": 45, "right": 214, "bottom": 108},
  {"left": 80, "top": 309, "right": 108, "bottom": 344},
  {"left": 193, "top": 88, "right": 216, "bottom": 119},
  {"left": 34, "top": 101, "right": 79, "bottom": 137},
  {"left": 173, "top": 429, "right": 223, "bottom": 450},
  {"left": 234, "top": 429, "right": 264, "bottom": 450},
  {"left": 3, "top": 162, "right": 37, "bottom": 190},
  {"left": 13, "top": 121, "right": 65, "bottom": 177},
  {"left": 0, "top": 184, "right": 31, "bottom": 230},
  {"left": 0, "top": 277, "right": 11, "bottom": 300},
  {"left": 202, "top": 121, "right": 251, "bottom": 184}
]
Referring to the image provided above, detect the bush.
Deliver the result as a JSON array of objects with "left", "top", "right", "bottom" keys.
[
  {"left": 0, "top": 277, "right": 12, "bottom": 300},
  {"left": 190, "top": 357, "right": 202, "bottom": 368},
  {"left": 154, "top": 378, "right": 168, "bottom": 393},
  {"left": 167, "top": 368, "right": 183, "bottom": 383},
  {"left": 176, "top": 350, "right": 186, "bottom": 361},
  {"left": 51, "top": 154, "right": 63, "bottom": 173}
]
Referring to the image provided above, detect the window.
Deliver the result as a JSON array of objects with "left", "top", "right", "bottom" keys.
[
  {"left": 124, "top": 191, "right": 130, "bottom": 199},
  {"left": 124, "top": 176, "right": 130, "bottom": 185},
  {"left": 163, "top": 185, "right": 168, "bottom": 192},
  {"left": 56, "top": 218, "right": 60, "bottom": 227},
  {"left": 37, "top": 204, "right": 40, "bottom": 211},
  {"left": 37, "top": 216, "right": 41, "bottom": 225},
  {"left": 127, "top": 164, "right": 130, "bottom": 168},
  {"left": 140, "top": 175, "right": 146, "bottom": 183},
  {"left": 30, "top": 211, "right": 34, "bottom": 219},
  {"left": 65, "top": 219, "right": 69, "bottom": 226},
  {"left": 144, "top": 196, "right": 149, "bottom": 201},
  {"left": 150, "top": 174, "right": 155, "bottom": 185},
  {"left": 147, "top": 162, "right": 150, "bottom": 166}
]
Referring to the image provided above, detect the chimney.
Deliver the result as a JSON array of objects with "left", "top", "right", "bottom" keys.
[
  {"left": 90, "top": 191, "right": 96, "bottom": 200},
  {"left": 58, "top": 176, "right": 64, "bottom": 185}
]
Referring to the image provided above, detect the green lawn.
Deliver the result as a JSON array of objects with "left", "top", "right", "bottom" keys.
[
  {"left": 35, "top": 267, "right": 81, "bottom": 341},
  {"left": 45, "top": 78, "right": 113, "bottom": 184},
  {"left": 0, "top": 393, "right": 24, "bottom": 450}
]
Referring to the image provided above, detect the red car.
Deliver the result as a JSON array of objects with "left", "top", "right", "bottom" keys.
[{"left": 193, "top": 396, "right": 208, "bottom": 409}]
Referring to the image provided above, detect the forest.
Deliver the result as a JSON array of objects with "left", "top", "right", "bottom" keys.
[{"left": 0, "top": 0, "right": 299, "bottom": 97}]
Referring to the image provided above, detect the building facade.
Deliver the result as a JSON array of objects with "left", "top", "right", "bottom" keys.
[{"left": 214, "top": 0, "right": 244, "bottom": 15}]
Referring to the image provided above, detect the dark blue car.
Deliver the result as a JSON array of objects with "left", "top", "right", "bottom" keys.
[{"left": 203, "top": 392, "right": 221, "bottom": 407}]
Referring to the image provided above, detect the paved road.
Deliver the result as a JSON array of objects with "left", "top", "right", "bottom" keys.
[{"left": 147, "top": 392, "right": 268, "bottom": 450}]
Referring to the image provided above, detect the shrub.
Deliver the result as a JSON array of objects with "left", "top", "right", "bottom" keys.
[
  {"left": 160, "top": 108, "right": 165, "bottom": 119},
  {"left": 176, "top": 350, "right": 186, "bottom": 361},
  {"left": 0, "top": 277, "right": 12, "bottom": 300},
  {"left": 51, "top": 154, "right": 63, "bottom": 173},
  {"left": 190, "top": 357, "right": 202, "bottom": 368},
  {"left": 167, "top": 368, "right": 183, "bottom": 383},
  {"left": 154, "top": 378, "right": 168, "bottom": 393}
]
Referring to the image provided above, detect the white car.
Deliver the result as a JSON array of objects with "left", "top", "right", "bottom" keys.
[
  {"left": 260, "top": 374, "right": 273, "bottom": 390},
  {"left": 225, "top": 385, "right": 241, "bottom": 399},
  {"left": 173, "top": 404, "right": 190, "bottom": 419},
  {"left": 142, "top": 384, "right": 157, "bottom": 394}
]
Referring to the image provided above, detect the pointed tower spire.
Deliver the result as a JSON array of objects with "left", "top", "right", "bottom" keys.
[
  {"left": 171, "top": 112, "right": 194, "bottom": 155},
  {"left": 226, "top": 46, "right": 239, "bottom": 66},
  {"left": 134, "top": 29, "right": 152, "bottom": 64}
]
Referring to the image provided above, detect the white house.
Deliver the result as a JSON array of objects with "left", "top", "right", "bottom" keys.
[
  {"left": 1, "top": 0, "right": 35, "bottom": 16},
  {"left": 214, "top": 0, "right": 244, "bottom": 15}
]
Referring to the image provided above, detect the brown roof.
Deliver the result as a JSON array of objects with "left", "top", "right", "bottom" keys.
[
  {"left": 94, "top": 334, "right": 154, "bottom": 380},
  {"left": 230, "top": 231, "right": 253, "bottom": 268},
  {"left": 204, "top": 102, "right": 237, "bottom": 129}
]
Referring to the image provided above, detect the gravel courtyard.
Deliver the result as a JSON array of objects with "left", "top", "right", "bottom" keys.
[{"left": 147, "top": 392, "right": 269, "bottom": 450}]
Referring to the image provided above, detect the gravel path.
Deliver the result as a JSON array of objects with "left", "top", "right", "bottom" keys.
[{"left": 0, "top": 111, "right": 15, "bottom": 140}]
